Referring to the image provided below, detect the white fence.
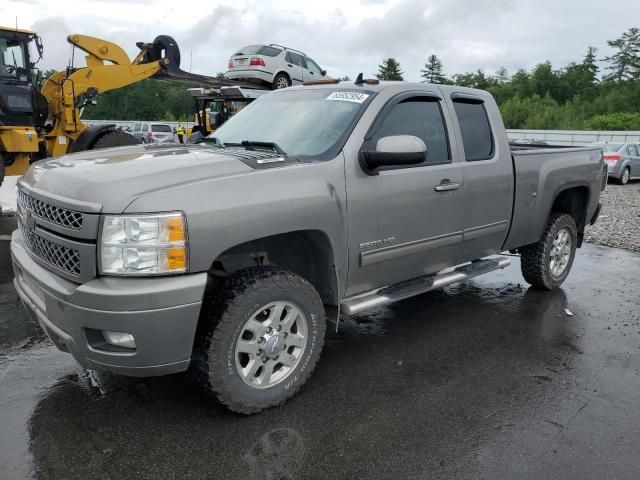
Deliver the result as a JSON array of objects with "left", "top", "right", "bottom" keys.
[
  {"left": 84, "top": 119, "right": 197, "bottom": 130},
  {"left": 83, "top": 121, "right": 640, "bottom": 147},
  {"left": 507, "top": 129, "right": 640, "bottom": 146}
]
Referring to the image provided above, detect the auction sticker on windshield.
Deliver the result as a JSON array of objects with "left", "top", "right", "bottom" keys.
[{"left": 326, "top": 92, "right": 370, "bottom": 103}]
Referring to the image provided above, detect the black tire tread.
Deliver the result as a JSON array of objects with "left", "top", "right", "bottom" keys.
[
  {"left": 520, "top": 212, "right": 577, "bottom": 290},
  {"left": 192, "top": 267, "right": 325, "bottom": 414},
  {"left": 90, "top": 130, "right": 137, "bottom": 150}
]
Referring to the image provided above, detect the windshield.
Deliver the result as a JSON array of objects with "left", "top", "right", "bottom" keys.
[
  {"left": 209, "top": 89, "right": 374, "bottom": 158},
  {"left": 0, "top": 37, "right": 29, "bottom": 82}
]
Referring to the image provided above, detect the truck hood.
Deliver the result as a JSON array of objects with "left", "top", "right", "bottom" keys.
[{"left": 19, "top": 144, "right": 267, "bottom": 213}]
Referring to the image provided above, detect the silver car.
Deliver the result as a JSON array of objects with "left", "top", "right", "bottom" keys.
[
  {"left": 132, "top": 123, "right": 175, "bottom": 144},
  {"left": 589, "top": 142, "right": 640, "bottom": 185},
  {"left": 225, "top": 44, "right": 329, "bottom": 89}
]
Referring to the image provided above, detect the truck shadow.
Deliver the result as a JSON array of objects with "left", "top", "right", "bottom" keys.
[{"left": 25, "top": 279, "right": 582, "bottom": 479}]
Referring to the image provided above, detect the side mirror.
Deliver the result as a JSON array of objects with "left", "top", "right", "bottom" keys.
[
  {"left": 361, "top": 135, "right": 426, "bottom": 173},
  {"left": 321, "top": 69, "right": 327, "bottom": 76}
]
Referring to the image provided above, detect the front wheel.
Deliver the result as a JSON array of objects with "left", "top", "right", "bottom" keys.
[
  {"left": 520, "top": 213, "right": 577, "bottom": 290},
  {"left": 192, "top": 268, "right": 326, "bottom": 414}
]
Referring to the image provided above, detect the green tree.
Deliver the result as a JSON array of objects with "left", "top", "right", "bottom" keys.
[
  {"left": 420, "top": 54, "right": 447, "bottom": 83},
  {"left": 376, "top": 58, "right": 404, "bottom": 81},
  {"left": 602, "top": 27, "right": 640, "bottom": 81}
]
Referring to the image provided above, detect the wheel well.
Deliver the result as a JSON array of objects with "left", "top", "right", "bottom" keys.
[
  {"left": 275, "top": 71, "right": 290, "bottom": 81},
  {"left": 550, "top": 186, "right": 589, "bottom": 246},
  {"left": 206, "top": 230, "right": 337, "bottom": 306}
]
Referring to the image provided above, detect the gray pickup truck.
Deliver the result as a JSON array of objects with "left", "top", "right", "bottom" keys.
[{"left": 11, "top": 79, "right": 605, "bottom": 413}]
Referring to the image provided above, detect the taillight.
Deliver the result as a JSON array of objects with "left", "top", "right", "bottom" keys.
[
  {"left": 147, "top": 131, "right": 153, "bottom": 140},
  {"left": 604, "top": 155, "right": 621, "bottom": 162},
  {"left": 228, "top": 59, "right": 233, "bottom": 69},
  {"left": 250, "top": 57, "right": 266, "bottom": 67}
]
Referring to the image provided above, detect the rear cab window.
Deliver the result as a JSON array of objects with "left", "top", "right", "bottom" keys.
[
  {"left": 368, "top": 96, "right": 451, "bottom": 166},
  {"left": 452, "top": 99, "right": 494, "bottom": 161}
]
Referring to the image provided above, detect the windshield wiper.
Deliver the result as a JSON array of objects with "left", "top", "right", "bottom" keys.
[{"left": 240, "top": 140, "right": 287, "bottom": 155}]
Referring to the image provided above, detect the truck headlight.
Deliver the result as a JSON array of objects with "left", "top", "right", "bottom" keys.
[{"left": 99, "top": 213, "right": 187, "bottom": 275}]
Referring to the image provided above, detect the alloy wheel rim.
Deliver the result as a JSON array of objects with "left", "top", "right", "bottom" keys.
[
  {"left": 623, "top": 169, "right": 629, "bottom": 183},
  {"left": 549, "top": 227, "right": 571, "bottom": 277},
  {"left": 276, "top": 77, "right": 289, "bottom": 89},
  {"left": 234, "top": 301, "right": 308, "bottom": 389}
]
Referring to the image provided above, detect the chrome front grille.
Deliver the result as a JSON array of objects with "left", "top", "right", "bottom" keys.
[
  {"left": 17, "top": 189, "right": 84, "bottom": 230},
  {"left": 20, "top": 223, "right": 81, "bottom": 277}
]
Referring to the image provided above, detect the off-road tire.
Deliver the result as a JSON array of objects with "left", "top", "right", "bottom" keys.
[
  {"left": 618, "top": 167, "right": 630, "bottom": 185},
  {"left": 192, "top": 268, "right": 326, "bottom": 414},
  {"left": 90, "top": 130, "right": 137, "bottom": 150},
  {"left": 520, "top": 213, "right": 577, "bottom": 290},
  {"left": 272, "top": 72, "right": 291, "bottom": 89}
]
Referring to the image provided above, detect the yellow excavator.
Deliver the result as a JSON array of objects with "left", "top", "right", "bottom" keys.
[{"left": 0, "top": 26, "right": 247, "bottom": 186}]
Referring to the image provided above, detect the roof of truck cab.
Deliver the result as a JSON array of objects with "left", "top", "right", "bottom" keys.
[
  {"left": 0, "top": 26, "right": 37, "bottom": 35},
  {"left": 298, "top": 81, "right": 488, "bottom": 97}
]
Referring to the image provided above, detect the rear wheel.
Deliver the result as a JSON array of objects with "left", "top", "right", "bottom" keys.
[
  {"left": 272, "top": 72, "right": 291, "bottom": 90},
  {"left": 520, "top": 213, "right": 577, "bottom": 290},
  {"left": 90, "top": 130, "right": 137, "bottom": 150},
  {"left": 192, "top": 268, "right": 326, "bottom": 414},
  {"left": 619, "top": 167, "right": 630, "bottom": 185}
]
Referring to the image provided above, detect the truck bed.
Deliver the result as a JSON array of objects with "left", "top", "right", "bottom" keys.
[{"left": 502, "top": 146, "right": 604, "bottom": 251}]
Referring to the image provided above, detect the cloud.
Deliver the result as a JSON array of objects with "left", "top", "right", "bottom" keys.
[{"left": 24, "top": 0, "right": 640, "bottom": 82}]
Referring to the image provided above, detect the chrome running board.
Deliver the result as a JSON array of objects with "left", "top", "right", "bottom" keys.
[{"left": 341, "top": 257, "right": 511, "bottom": 315}]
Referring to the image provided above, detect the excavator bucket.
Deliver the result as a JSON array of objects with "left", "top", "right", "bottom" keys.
[{"left": 139, "top": 36, "right": 265, "bottom": 89}]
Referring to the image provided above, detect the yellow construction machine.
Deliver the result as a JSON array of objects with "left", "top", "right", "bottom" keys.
[{"left": 0, "top": 26, "right": 244, "bottom": 186}]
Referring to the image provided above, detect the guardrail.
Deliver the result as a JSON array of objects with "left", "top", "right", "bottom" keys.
[
  {"left": 84, "top": 119, "right": 197, "bottom": 130},
  {"left": 507, "top": 129, "right": 640, "bottom": 146}
]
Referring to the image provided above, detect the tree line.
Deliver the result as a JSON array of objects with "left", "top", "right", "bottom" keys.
[
  {"left": 376, "top": 27, "right": 640, "bottom": 130},
  {"left": 71, "top": 27, "right": 640, "bottom": 130}
]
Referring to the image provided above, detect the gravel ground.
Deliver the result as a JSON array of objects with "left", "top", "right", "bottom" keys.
[{"left": 584, "top": 182, "right": 640, "bottom": 252}]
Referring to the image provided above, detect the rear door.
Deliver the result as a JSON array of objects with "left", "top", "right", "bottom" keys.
[
  {"left": 151, "top": 124, "right": 173, "bottom": 143},
  {"left": 345, "top": 91, "right": 466, "bottom": 296},
  {"left": 284, "top": 52, "right": 305, "bottom": 85},
  {"left": 446, "top": 93, "right": 514, "bottom": 260}
]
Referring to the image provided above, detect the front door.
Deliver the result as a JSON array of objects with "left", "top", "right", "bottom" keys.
[{"left": 344, "top": 92, "right": 466, "bottom": 297}]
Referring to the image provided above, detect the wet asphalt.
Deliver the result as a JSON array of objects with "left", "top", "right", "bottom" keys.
[{"left": 0, "top": 215, "right": 639, "bottom": 480}]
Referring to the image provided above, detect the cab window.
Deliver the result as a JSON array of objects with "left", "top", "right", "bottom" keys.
[
  {"left": 371, "top": 97, "right": 450, "bottom": 166},
  {"left": 305, "top": 58, "right": 323, "bottom": 74},
  {"left": 452, "top": 99, "right": 494, "bottom": 161}
]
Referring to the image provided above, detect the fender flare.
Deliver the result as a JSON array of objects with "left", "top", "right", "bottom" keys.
[{"left": 69, "top": 124, "right": 119, "bottom": 153}]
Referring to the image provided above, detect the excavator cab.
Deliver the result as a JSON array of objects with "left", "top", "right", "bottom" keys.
[{"left": 0, "top": 28, "right": 47, "bottom": 180}]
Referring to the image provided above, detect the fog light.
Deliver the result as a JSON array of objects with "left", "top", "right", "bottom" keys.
[{"left": 103, "top": 331, "right": 136, "bottom": 349}]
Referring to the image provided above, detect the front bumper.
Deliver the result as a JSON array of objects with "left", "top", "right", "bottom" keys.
[{"left": 11, "top": 231, "right": 207, "bottom": 377}]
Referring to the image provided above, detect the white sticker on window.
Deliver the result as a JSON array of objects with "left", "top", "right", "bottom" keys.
[{"left": 326, "top": 92, "right": 370, "bottom": 103}]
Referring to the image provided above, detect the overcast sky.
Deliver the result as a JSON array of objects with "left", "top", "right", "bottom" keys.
[{"left": 3, "top": 0, "right": 639, "bottom": 81}]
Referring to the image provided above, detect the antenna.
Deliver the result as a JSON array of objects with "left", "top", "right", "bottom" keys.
[{"left": 354, "top": 73, "right": 363, "bottom": 85}]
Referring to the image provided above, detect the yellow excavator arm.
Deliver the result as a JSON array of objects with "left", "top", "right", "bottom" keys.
[
  {"left": 42, "top": 34, "right": 168, "bottom": 156},
  {"left": 2, "top": 29, "right": 257, "bottom": 179}
]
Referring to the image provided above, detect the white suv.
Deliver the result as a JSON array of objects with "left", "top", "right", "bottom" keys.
[{"left": 225, "top": 44, "right": 330, "bottom": 89}]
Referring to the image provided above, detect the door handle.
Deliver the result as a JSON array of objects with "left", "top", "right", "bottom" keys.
[
  {"left": 434, "top": 180, "right": 460, "bottom": 192},
  {"left": 287, "top": 64, "right": 293, "bottom": 67}
]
